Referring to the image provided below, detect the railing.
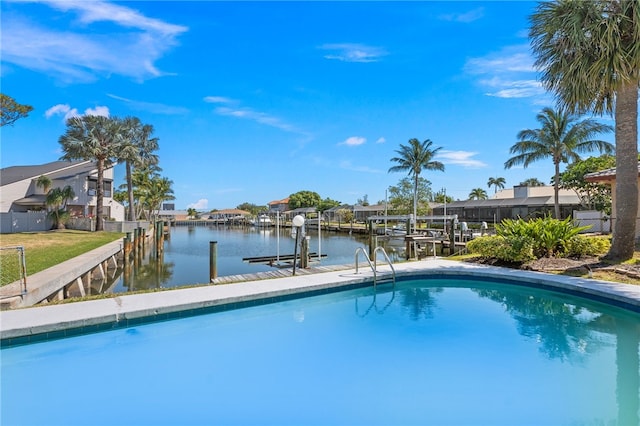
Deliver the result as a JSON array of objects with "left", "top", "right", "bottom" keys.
[{"left": 355, "top": 246, "right": 396, "bottom": 286}]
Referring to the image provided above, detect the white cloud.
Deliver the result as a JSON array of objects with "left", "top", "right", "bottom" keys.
[
  {"left": 187, "top": 199, "right": 208, "bottom": 209},
  {"left": 339, "top": 136, "right": 366, "bottom": 146},
  {"left": 204, "top": 96, "right": 235, "bottom": 104},
  {"left": 439, "top": 8, "right": 484, "bottom": 23},
  {"left": 108, "top": 94, "right": 189, "bottom": 115},
  {"left": 1, "top": 1, "right": 187, "bottom": 83},
  {"left": 438, "top": 150, "right": 487, "bottom": 168},
  {"left": 319, "top": 43, "right": 387, "bottom": 63},
  {"left": 375, "top": 137, "right": 386, "bottom": 144},
  {"left": 45, "top": 103, "right": 109, "bottom": 121}
]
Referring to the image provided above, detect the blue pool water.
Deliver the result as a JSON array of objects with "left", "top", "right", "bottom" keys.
[{"left": 2, "top": 277, "right": 639, "bottom": 425}]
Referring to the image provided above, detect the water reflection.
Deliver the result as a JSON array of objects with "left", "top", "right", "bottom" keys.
[{"left": 399, "top": 287, "right": 443, "bottom": 320}]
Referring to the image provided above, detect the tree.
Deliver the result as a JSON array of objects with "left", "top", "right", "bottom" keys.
[
  {"left": 387, "top": 177, "right": 433, "bottom": 215},
  {"left": 389, "top": 138, "right": 444, "bottom": 229},
  {"left": 36, "top": 175, "right": 52, "bottom": 195},
  {"left": 59, "top": 115, "right": 122, "bottom": 231},
  {"left": 118, "top": 117, "right": 159, "bottom": 221},
  {"left": 432, "top": 189, "right": 453, "bottom": 204},
  {"left": 288, "top": 190, "right": 321, "bottom": 210},
  {"left": 529, "top": 0, "right": 639, "bottom": 259},
  {"left": 46, "top": 186, "right": 75, "bottom": 229},
  {"left": 317, "top": 197, "right": 341, "bottom": 212},
  {"left": 487, "top": 177, "right": 506, "bottom": 194},
  {"left": 504, "top": 107, "right": 613, "bottom": 219},
  {"left": 468, "top": 188, "right": 488, "bottom": 200},
  {"left": 559, "top": 155, "right": 616, "bottom": 214},
  {"left": 187, "top": 208, "right": 198, "bottom": 219},
  {"left": 0, "top": 94, "right": 33, "bottom": 127},
  {"left": 236, "top": 202, "right": 265, "bottom": 216},
  {"left": 356, "top": 195, "right": 370, "bottom": 206},
  {"left": 520, "top": 178, "right": 545, "bottom": 187}
]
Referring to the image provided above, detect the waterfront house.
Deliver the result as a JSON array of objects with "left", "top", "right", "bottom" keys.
[
  {"left": 1, "top": 160, "right": 124, "bottom": 218},
  {"left": 585, "top": 162, "right": 640, "bottom": 238},
  {"left": 431, "top": 185, "right": 582, "bottom": 224},
  {"left": 268, "top": 198, "right": 290, "bottom": 214}
]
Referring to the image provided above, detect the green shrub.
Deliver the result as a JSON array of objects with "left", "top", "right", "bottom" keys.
[
  {"left": 467, "top": 235, "right": 535, "bottom": 263},
  {"left": 566, "top": 235, "right": 611, "bottom": 257}
]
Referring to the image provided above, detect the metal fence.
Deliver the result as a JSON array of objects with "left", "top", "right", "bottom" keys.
[{"left": 0, "top": 245, "right": 27, "bottom": 292}]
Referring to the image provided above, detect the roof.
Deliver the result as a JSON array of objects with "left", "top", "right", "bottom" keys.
[
  {"left": 0, "top": 160, "right": 94, "bottom": 186},
  {"left": 268, "top": 197, "right": 290, "bottom": 205},
  {"left": 12, "top": 194, "right": 47, "bottom": 206},
  {"left": 584, "top": 162, "right": 640, "bottom": 183},
  {"left": 211, "top": 209, "right": 251, "bottom": 215},
  {"left": 442, "top": 194, "right": 580, "bottom": 209}
]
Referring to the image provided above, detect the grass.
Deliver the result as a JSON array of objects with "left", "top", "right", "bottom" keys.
[{"left": 0, "top": 230, "right": 123, "bottom": 286}]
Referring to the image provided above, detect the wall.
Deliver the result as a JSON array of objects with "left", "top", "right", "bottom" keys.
[
  {"left": 0, "top": 212, "right": 51, "bottom": 233},
  {"left": 573, "top": 210, "right": 611, "bottom": 234}
]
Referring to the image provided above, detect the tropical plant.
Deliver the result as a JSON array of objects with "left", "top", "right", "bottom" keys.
[
  {"left": 288, "top": 190, "right": 321, "bottom": 209},
  {"left": 519, "top": 178, "right": 545, "bottom": 187},
  {"left": 118, "top": 117, "right": 159, "bottom": 221},
  {"left": 46, "top": 186, "right": 76, "bottom": 229},
  {"left": 387, "top": 177, "right": 433, "bottom": 215},
  {"left": 559, "top": 155, "right": 616, "bottom": 214},
  {"left": 487, "top": 177, "right": 506, "bottom": 194},
  {"left": 133, "top": 167, "right": 174, "bottom": 223},
  {"left": 529, "top": 0, "right": 639, "bottom": 260},
  {"left": 0, "top": 93, "right": 33, "bottom": 127},
  {"left": 35, "top": 175, "right": 52, "bottom": 195},
  {"left": 468, "top": 188, "right": 488, "bottom": 200},
  {"left": 59, "top": 115, "right": 122, "bottom": 231},
  {"left": 389, "top": 138, "right": 444, "bottom": 229},
  {"left": 187, "top": 208, "right": 198, "bottom": 219},
  {"left": 504, "top": 107, "right": 613, "bottom": 219},
  {"left": 335, "top": 208, "right": 354, "bottom": 224}
]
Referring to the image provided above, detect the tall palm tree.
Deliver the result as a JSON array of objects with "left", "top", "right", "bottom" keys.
[
  {"left": 504, "top": 107, "right": 613, "bottom": 219},
  {"left": 389, "top": 138, "right": 444, "bottom": 231},
  {"left": 59, "top": 115, "right": 122, "bottom": 231},
  {"left": 487, "top": 177, "right": 506, "bottom": 194},
  {"left": 468, "top": 188, "right": 488, "bottom": 200},
  {"left": 529, "top": 0, "right": 639, "bottom": 259},
  {"left": 119, "top": 117, "right": 159, "bottom": 221}
]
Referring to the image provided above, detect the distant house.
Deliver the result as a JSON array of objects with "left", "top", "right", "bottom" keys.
[
  {"left": 208, "top": 209, "right": 251, "bottom": 222},
  {"left": 268, "top": 198, "right": 290, "bottom": 213},
  {"left": 585, "top": 162, "right": 640, "bottom": 238},
  {"left": 0, "top": 160, "right": 125, "bottom": 221},
  {"left": 432, "top": 185, "right": 582, "bottom": 223}
]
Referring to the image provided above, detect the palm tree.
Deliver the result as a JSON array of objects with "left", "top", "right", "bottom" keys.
[
  {"left": 529, "top": 0, "right": 639, "bottom": 259},
  {"left": 487, "top": 177, "right": 506, "bottom": 194},
  {"left": 119, "top": 117, "right": 159, "bottom": 221},
  {"left": 46, "top": 185, "right": 75, "bottom": 229},
  {"left": 59, "top": 115, "right": 122, "bottom": 231},
  {"left": 504, "top": 107, "right": 613, "bottom": 219},
  {"left": 389, "top": 138, "right": 444, "bottom": 231},
  {"left": 468, "top": 188, "right": 488, "bottom": 200},
  {"left": 35, "top": 175, "right": 52, "bottom": 194},
  {"left": 520, "top": 178, "right": 545, "bottom": 187}
]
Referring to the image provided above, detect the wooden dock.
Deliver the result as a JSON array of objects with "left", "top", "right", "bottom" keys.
[{"left": 211, "top": 263, "right": 354, "bottom": 285}]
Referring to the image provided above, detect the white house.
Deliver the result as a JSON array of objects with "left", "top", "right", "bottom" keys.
[{"left": 0, "top": 160, "right": 125, "bottom": 221}]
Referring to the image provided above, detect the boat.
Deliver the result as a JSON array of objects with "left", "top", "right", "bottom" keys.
[{"left": 251, "top": 214, "right": 274, "bottom": 227}]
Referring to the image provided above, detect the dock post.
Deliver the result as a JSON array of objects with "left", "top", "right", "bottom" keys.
[
  {"left": 133, "top": 228, "right": 139, "bottom": 256},
  {"left": 210, "top": 241, "right": 218, "bottom": 281},
  {"left": 301, "top": 236, "right": 310, "bottom": 268},
  {"left": 124, "top": 234, "right": 131, "bottom": 259},
  {"left": 449, "top": 218, "right": 456, "bottom": 255},
  {"left": 368, "top": 219, "right": 375, "bottom": 259}
]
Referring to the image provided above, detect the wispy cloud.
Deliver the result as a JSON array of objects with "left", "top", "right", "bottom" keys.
[
  {"left": 108, "top": 94, "right": 189, "bottom": 115},
  {"left": 438, "top": 150, "right": 487, "bottom": 168},
  {"left": 465, "top": 45, "right": 546, "bottom": 100},
  {"left": 439, "top": 8, "right": 484, "bottom": 23},
  {"left": 319, "top": 43, "right": 387, "bottom": 63},
  {"left": 339, "top": 136, "right": 366, "bottom": 146},
  {"left": 375, "top": 137, "right": 386, "bottom": 144},
  {"left": 45, "top": 104, "right": 109, "bottom": 121},
  {"left": 1, "top": 0, "right": 187, "bottom": 83},
  {"left": 338, "top": 160, "right": 383, "bottom": 173},
  {"left": 205, "top": 96, "right": 307, "bottom": 136}
]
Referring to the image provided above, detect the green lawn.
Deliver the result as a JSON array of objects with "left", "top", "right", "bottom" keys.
[{"left": 0, "top": 230, "right": 123, "bottom": 286}]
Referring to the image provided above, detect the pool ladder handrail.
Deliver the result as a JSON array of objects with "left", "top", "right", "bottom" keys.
[{"left": 355, "top": 247, "right": 396, "bottom": 286}]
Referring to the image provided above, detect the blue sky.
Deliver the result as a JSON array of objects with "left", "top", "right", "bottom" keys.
[{"left": 0, "top": 1, "right": 615, "bottom": 210}]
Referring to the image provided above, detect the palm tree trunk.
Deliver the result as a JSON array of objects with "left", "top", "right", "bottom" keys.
[
  {"left": 126, "top": 160, "right": 135, "bottom": 222},
  {"left": 413, "top": 174, "right": 418, "bottom": 233},
  {"left": 608, "top": 81, "right": 638, "bottom": 260},
  {"left": 553, "top": 161, "right": 561, "bottom": 219},
  {"left": 96, "top": 159, "right": 104, "bottom": 232}
]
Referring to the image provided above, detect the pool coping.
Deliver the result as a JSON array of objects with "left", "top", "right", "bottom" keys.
[{"left": 2, "top": 259, "right": 640, "bottom": 346}]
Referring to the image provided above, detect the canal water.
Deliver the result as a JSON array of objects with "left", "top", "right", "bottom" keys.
[{"left": 103, "top": 224, "right": 399, "bottom": 294}]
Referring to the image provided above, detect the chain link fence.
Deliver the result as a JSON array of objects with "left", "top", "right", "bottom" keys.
[{"left": 1, "top": 246, "right": 27, "bottom": 294}]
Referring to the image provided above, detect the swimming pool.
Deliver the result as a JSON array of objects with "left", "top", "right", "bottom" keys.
[{"left": 2, "top": 275, "right": 639, "bottom": 425}]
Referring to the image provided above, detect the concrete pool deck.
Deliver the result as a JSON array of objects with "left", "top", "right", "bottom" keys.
[{"left": 2, "top": 259, "right": 640, "bottom": 346}]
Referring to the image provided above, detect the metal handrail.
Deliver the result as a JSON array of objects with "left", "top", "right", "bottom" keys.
[
  {"left": 373, "top": 246, "right": 396, "bottom": 285},
  {"left": 354, "top": 246, "right": 396, "bottom": 287}
]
